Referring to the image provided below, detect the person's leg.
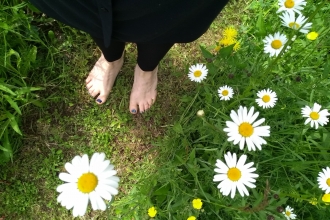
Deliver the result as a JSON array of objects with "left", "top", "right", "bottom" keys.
[
  {"left": 86, "top": 37, "right": 125, "bottom": 104},
  {"left": 129, "top": 42, "right": 174, "bottom": 114}
]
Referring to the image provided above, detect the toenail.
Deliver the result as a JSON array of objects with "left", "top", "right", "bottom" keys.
[
  {"left": 131, "top": 109, "right": 136, "bottom": 113},
  {"left": 96, "top": 99, "right": 102, "bottom": 103}
]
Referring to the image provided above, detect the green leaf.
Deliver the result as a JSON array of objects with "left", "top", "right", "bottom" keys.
[
  {"left": 4, "top": 95, "right": 22, "bottom": 115},
  {"left": 28, "top": 46, "right": 38, "bottom": 63},
  {"left": 7, "top": 49, "right": 21, "bottom": 69},
  {"left": 153, "top": 183, "right": 170, "bottom": 196},
  {"left": 219, "top": 44, "right": 234, "bottom": 58},
  {"left": 0, "top": 83, "right": 16, "bottom": 95},
  {"left": 16, "top": 87, "right": 44, "bottom": 95},
  {"left": 256, "top": 10, "right": 266, "bottom": 37},
  {"left": 0, "top": 22, "right": 9, "bottom": 31},
  {"left": 5, "top": 111, "right": 22, "bottom": 135},
  {"left": 323, "top": 57, "right": 329, "bottom": 79},
  {"left": 199, "top": 45, "right": 214, "bottom": 59},
  {"left": 173, "top": 122, "right": 183, "bottom": 134},
  {"left": 0, "top": 144, "right": 10, "bottom": 152},
  {"left": 189, "top": 148, "right": 196, "bottom": 164},
  {"left": 0, "top": 130, "right": 13, "bottom": 162}
]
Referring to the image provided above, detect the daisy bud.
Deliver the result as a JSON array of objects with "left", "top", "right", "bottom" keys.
[
  {"left": 267, "top": 215, "right": 275, "bottom": 220},
  {"left": 277, "top": 206, "right": 284, "bottom": 213},
  {"left": 197, "top": 110, "right": 205, "bottom": 117},
  {"left": 228, "top": 73, "right": 234, "bottom": 79}
]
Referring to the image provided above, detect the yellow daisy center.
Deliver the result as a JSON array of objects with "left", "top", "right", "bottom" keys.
[
  {"left": 239, "top": 122, "right": 254, "bottom": 137},
  {"left": 262, "top": 95, "right": 271, "bottom": 103},
  {"left": 271, "top": 40, "right": 282, "bottom": 49},
  {"left": 194, "top": 70, "right": 202, "bottom": 77},
  {"left": 222, "top": 90, "right": 229, "bottom": 96},
  {"left": 284, "top": 0, "right": 295, "bottom": 8},
  {"left": 327, "top": 178, "right": 330, "bottom": 186},
  {"left": 289, "top": 22, "right": 300, "bottom": 29},
  {"left": 285, "top": 211, "right": 291, "bottom": 216},
  {"left": 77, "top": 173, "right": 98, "bottom": 193},
  {"left": 227, "top": 167, "right": 241, "bottom": 181},
  {"left": 310, "top": 112, "right": 319, "bottom": 120}
]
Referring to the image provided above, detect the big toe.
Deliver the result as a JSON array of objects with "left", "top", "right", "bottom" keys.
[
  {"left": 95, "top": 95, "right": 104, "bottom": 104},
  {"left": 129, "top": 99, "right": 138, "bottom": 114}
]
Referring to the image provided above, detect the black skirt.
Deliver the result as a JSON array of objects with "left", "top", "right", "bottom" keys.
[{"left": 29, "top": 0, "right": 229, "bottom": 47}]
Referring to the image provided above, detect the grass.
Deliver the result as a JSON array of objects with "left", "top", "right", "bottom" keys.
[
  {"left": 0, "top": 0, "right": 249, "bottom": 219},
  {"left": 3, "top": 0, "right": 329, "bottom": 219}
]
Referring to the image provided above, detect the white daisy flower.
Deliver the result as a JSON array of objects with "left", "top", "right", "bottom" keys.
[
  {"left": 263, "top": 32, "right": 288, "bottom": 57},
  {"left": 188, "top": 64, "right": 208, "bottom": 83},
  {"left": 218, "top": 85, "right": 234, "bottom": 101},
  {"left": 256, "top": 89, "right": 278, "bottom": 109},
  {"left": 317, "top": 167, "right": 330, "bottom": 193},
  {"left": 282, "top": 205, "right": 297, "bottom": 220},
  {"left": 213, "top": 152, "right": 259, "bottom": 198},
  {"left": 57, "top": 153, "right": 120, "bottom": 217},
  {"left": 223, "top": 106, "right": 270, "bottom": 151},
  {"left": 301, "top": 103, "right": 330, "bottom": 129},
  {"left": 277, "top": 0, "right": 306, "bottom": 14},
  {"left": 280, "top": 10, "right": 312, "bottom": 34}
]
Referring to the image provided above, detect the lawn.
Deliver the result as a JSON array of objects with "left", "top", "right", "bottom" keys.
[{"left": 1, "top": 0, "right": 330, "bottom": 219}]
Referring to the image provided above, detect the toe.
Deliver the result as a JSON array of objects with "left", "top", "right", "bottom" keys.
[
  {"left": 129, "top": 101, "right": 138, "bottom": 114},
  {"left": 85, "top": 75, "right": 92, "bottom": 84},
  {"left": 95, "top": 94, "right": 108, "bottom": 105},
  {"left": 95, "top": 98, "right": 103, "bottom": 104},
  {"left": 89, "top": 88, "right": 99, "bottom": 97},
  {"left": 86, "top": 80, "right": 93, "bottom": 89},
  {"left": 143, "top": 104, "right": 150, "bottom": 113},
  {"left": 139, "top": 103, "right": 146, "bottom": 113}
]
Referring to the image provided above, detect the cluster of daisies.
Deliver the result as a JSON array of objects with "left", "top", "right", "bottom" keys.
[
  {"left": 189, "top": 71, "right": 330, "bottom": 219},
  {"left": 148, "top": 198, "right": 203, "bottom": 219},
  {"left": 264, "top": 0, "right": 318, "bottom": 57},
  {"left": 214, "top": 26, "right": 241, "bottom": 52}
]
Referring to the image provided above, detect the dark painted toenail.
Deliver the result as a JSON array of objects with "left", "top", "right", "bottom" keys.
[
  {"left": 131, "top": 109, "right": 136, "bottom": 113},
  {"left": 96, "top": 99, "right": 102, "bottom": 103}
]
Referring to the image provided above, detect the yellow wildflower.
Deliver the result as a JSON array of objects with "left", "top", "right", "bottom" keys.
[
  {"left": 148, "top": 206, "right": 157, "bottom": 218},
  {"left": 233, "top": 41, "right": 241, "bottom": 51},
  {"left": 187, "top": 216, "right": 196, "bottom": 220},
  {"left": 192, "top": 198, "right": 203, "bottom": 210},
  {"left": 223, "top": 27, "right": 238, "bottom": 39},
  {"left": 219, "top": 37, "right": 236, "bottom": 46},
  {"left": 306, "top": 31, "right": 318, "bottom": 40},
  {"left": 322, "top": 194, "right": 330, "bottom": 203}
]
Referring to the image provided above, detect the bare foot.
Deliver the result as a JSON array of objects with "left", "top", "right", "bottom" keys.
[
  {"left": 86, "top": 53, "right": 124, "bottom": 104},
  {"left": 129, "top": 64, "right": 158, "bottom": 114}
]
